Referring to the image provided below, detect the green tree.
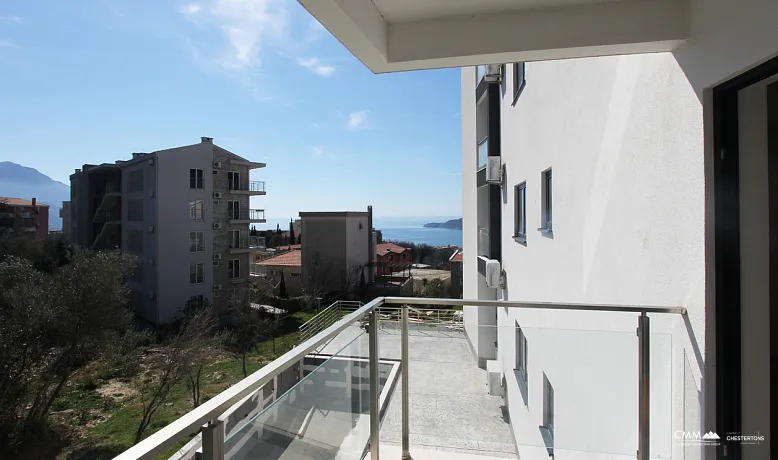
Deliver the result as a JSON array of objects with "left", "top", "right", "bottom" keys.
[
  {"left": 279, "top": 271, "right": 288, "bottom": 299},
  {"left": 289, "top": 219, "right": 295, "bottom": 244}
]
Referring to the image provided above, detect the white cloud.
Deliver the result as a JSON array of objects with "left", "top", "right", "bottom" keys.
[
  {"left": 0, "top": 15, "right": 22, "bottom": 24},
  {"left": 312, "top": 146, "right": 324, "bottom": 158},
  {"left": 298, "top": 58, "right": 335, "bottom": 77},
  {"left": 306, "top": 19, "right": 325, "bottom": 42},
  {"left": 180, "top": 0, "right": 288, "bottom": 70},
  {"left": 346, "top": 110, "right": 368, "bottom": 130},
  {"left": 181, "top": 3, "right": 202, "bottom": 15},
  {"left": 0, "top": 39, "right": 19, "bottom": 49}
]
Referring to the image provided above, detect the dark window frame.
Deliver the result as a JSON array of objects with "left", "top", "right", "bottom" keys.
[
  {"left": 189, "top": 262, "right": 204, "bottom": 285},
  {"left": 189, "top": 231, "right": 204, "bottom": 253},
  {"left": 512, "top": 62, "right": 526, "bottom": 106},
  {"left": 189, "top": 200, "right": 204, "bottom": 221},
  {"left": 228, "top": 259, "right": 241, "bottom": 279},
  {"left": 515, "top": 322, "right": 528, "bottom": 386},
  {"left": 543, "top": 373, "right": 555, "bottom": 437},
  {"left": 540, "top": 169, "right": 553, "bottom": 234},
  {"left": 514, "top": 182, "right": 527, "bottom": 244},
  {"left": 190, "top": 168, "right": 204, "bottom": 189}
]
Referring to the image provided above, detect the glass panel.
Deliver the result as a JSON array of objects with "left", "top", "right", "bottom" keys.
[
  {"left": 225, "top": 320, "right": 392, "bottom": 460},
  {"left": 478, "top": 228, "right": 490, "bottom": 257},
  {"left": 369, "top": 314, "right": 672, "bottom": 459},
  {"left": 478, "top": 138, "right": 488, "bottom": 170}
]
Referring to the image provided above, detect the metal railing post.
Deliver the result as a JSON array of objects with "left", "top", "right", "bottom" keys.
[
  {"left": 369, "top": 309, "right": 381, "bottom": 460},
  {"left": 402, "top": 305, "right": 411, "bottom": 459},
  {"left": 637, "top": 312, "right": 650, "bottom": 460},
  {"left": 201, "top": 420, "right": 224, "bottom": 460}
]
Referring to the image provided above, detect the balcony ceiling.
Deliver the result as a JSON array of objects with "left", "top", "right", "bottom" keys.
[{"left": 297, "top": 0, "right": 688, "bottom": 73}]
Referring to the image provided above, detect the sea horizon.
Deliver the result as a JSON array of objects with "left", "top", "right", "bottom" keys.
[{"left": 260, "top": 216, "right": 462, "bottom": 247}]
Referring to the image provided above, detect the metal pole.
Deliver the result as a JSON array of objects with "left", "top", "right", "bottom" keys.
[
  {"left": 637, "top": 312, "right": 650, "bottom": 460},
  {"left": 402, "top": 305, "right": 411, "bottom": 459},
  {"left": 369, "top": 309, "right": 381, "bottom": 460},
  {"left": 201, "top": 420, "right": 224, "bottom": 460}
]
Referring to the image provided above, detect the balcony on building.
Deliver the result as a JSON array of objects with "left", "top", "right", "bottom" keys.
[
  {"left": 114, "top": 297, "right": 683, "bottom": 460},
  {"left": 229, "top": 180, "right": 266, "bottom": 196},
  {"left": 229, "top": 235, "right": 266, "bottom": 254},
  {"left": 228, "top": 209, "right": 266, "bottom": 224}
]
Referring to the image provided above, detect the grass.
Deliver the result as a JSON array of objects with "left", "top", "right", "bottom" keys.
[{"left": 57, "top": 309, "right": 320, "bottom": 460}]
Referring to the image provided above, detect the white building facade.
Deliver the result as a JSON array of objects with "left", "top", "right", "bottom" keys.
[{"left": 297, "top": 0, "right": 778, "bottom": 459}]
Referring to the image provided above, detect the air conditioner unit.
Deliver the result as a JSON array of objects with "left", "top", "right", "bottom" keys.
[
  {"left": 486, "top": 157, "right": 502, "bottom": 184},
  {"left": 213, "top": 161, "right": 222, "bottom": 168},
  {"left": 213, "top": 192, "right": 222, "bottom": 199},
  {"left": 213, "top": 223, "right": 222, "bottom": 230},
  {"left": 486, "top": 360, "right": 502, "bottom": 396},
  {"left": 213, "top": 284, "right": 222, "bottom": 291},
  {"left": 148, "top": 225, "right": 155, "bottom": 233},
  {"left": 485, "top": 259, "right": 501, "bottom": 288},
  {"left": 148, "top": 158, "right": 154, "bottom": 165},
  {"left": 213, "top": 254, "right": 222, "bottom": 260},
  {"left": 149, "top": 190, "right": 155, "bottom": 198},
  {"left": 485, "top": 64, "right": 502, "bottom": 83}
]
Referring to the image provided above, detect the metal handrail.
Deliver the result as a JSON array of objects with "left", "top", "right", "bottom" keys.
[{"left": 113, "top": 297, "right": 684, "bottom": 460}]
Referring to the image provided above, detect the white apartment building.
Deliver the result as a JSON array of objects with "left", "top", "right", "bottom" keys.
[{"left": 69, "top": 137, "right": 267, "bottom": 325}]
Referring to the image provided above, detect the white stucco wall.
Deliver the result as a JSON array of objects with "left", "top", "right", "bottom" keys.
[
  {"left": 156, "top": 143, "right": 214, "bottom": 324},
  {"left": 463, "top": 53, "right": 705, "bottom": 459}
]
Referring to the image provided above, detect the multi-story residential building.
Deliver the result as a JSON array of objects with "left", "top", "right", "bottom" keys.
[
  {"left": 118, "top": 2, "right": 778, "bottom": 460},
  {"left": 0, "top": 197, "right": 50, "bottom": 239},
  {"left": 300, "top": 207, "right": 376, "bottom": 295},
  {"left": 68, "top": 137, "right": 266, "bottom": 325},
  {"left": 59, "top": 200, "right": 71, "bottom": 241}
]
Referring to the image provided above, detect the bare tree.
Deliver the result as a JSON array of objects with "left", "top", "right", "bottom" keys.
[
  {"left": 179, "top": 299, "right": 222, "bottom": 408},
  {"left": 300, "top": 248, "right": 334, "bottom": 300},
  {"left": 228, "top": 289, "right": 274, "bottom": 377},
  {"left": 133, "top": 345, "right": 185, "bottom": 444}
]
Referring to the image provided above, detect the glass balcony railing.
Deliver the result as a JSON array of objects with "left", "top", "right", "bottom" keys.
[
  {"left": 478, "top": 137, "right": 488, "bottom": 170},
  {"left": 478, "top": 227, "right": 490, "bottom": 257},
  {"left": 228, "top": 209, "right": 266, "bottom": 221},
  {"left": 113, "top": 297, "right": 685, "bottom": 460},
  {"left": 229, "top": 236, "right": 266, "bottom": 250},
  {"left": 229, "top": 180, "right": 266, "bottom": 193}
]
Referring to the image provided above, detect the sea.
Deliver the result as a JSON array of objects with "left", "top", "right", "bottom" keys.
[{"left": 263, "top": 216, "right": 462, "bottom": 247}]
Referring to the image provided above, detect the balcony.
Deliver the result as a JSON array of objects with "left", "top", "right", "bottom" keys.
[
  {"left": 229, "top": 180, "right": 266, "bottom": 196},
  {"left": 115, "top": 297, "right": 683, "bottom": 460},
  {"left": 229, "top": 236, "right": 266, "bottom": 254},
  {"left": 228, "top": 209, "right": 266, "bottom": 224}
]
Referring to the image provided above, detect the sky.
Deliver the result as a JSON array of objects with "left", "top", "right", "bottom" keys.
[{"left": 0, "top": 0, "right": 462, "bottom": 222}]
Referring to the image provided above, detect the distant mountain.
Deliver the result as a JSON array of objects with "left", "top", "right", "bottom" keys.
[
  {"left": 423, "top": 218, "right": 462, "bottom": 230},
  {"left": 0, "top": 162, "right": 70, "bottom": 230}
]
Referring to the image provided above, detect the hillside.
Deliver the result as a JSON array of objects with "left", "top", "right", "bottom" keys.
[
  {"left": 423, "top": 218, "right": 462, "bottom": 230},
  {"left": 0, "top": 162, "right": 69, "bottom": 230}
]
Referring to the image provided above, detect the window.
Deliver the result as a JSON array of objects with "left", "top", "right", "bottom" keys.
[
  {"left": 515, "top": 322, "right": 528, "bottom": 386},
  {"left": 128, "top": 199, "right": 143, "bottom": 222},
  {"left": 514, "top": 182, "right": 526, "bottom": 243},
  {"left": 189, "top": 200, "right": 204, "bottom": 220},
  {"left": 541, "top": 169, "right": 552, "bottom": 232},
  {"left": 127, "top": 230, "right": 144, "bottom": 253},
  {"left": 228, "top": 201, "right": 240, "bottom": 220},
  {"left": 228, "top": 259, "right": 241, "bottom": 279},
  {"left": 189, "top": 231, "right": 204, "bottom": 252},
  {"left": 228, "top": 171, "right": 240, "bottom": 190},
  {"left": 477, "top": 137, "right": 488, "bottom": 170},
  {"left": 228, "top": 230, "right": 240, "bottom": 249},
  {"left": 190, "top": 168, "right": 204, "bottom": 189},
  {"left": 543, "top": 374, "right": 554, "bottom": 437},
  {"left": 128, "top": 169, "right": 144, "bottom": 192},
  {"left": 190, "top": 262, "right": 204, "bottom": 284},
  {"left": 512, "top": 63, "right": 526, "bottom": 104}
]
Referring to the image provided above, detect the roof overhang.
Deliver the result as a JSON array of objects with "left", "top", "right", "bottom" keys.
[{"left": 297, "top": 0, "right": 688, "bottom": 73}]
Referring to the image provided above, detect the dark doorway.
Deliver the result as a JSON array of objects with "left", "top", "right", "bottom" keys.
[{"left": 713, "top": 55, "right": 778, "bottom": 460}]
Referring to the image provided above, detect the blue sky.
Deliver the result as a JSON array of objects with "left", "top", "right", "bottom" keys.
[{"left": 0, "top": 0, "right": 462, "bottom": 222}]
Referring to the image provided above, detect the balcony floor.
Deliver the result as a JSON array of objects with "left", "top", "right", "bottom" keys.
[{"left": 321, "top": 324, "right": 516, "bottom": 459}]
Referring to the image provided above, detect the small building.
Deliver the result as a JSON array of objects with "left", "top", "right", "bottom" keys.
[
  {"left": 254, "top": 249, "right": 302, "bottom": 297},
  {"left": 0, "top": 197, "right": 50, "bottom": 240},
  {"left": 449, "top": 249, "right": 463, "bottom": 299},
  {"left": 375, "top": 242, "right": 411, "bottom": 275}
]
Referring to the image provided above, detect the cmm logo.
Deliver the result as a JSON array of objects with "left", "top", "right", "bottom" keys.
[{"left": 674, "top": 431, "right": 720, "bottom": 442}]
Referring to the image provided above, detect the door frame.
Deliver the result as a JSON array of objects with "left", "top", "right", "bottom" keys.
[{"left": 712, "top": 55, "right": 778, "bottom": 460}]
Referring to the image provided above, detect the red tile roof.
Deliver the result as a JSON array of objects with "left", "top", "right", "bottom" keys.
[
  {"left": 449, "top": 249, "right": 463, "bottom": 262},
  {"left": 377, "top": 242, "right": 409, "bottom": 256},
  {"left": 257, "top": 249, "right": 301, "bottom": 267},
  {"left": 0, "top": 197, "right": 50, "bottom": 207}
]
